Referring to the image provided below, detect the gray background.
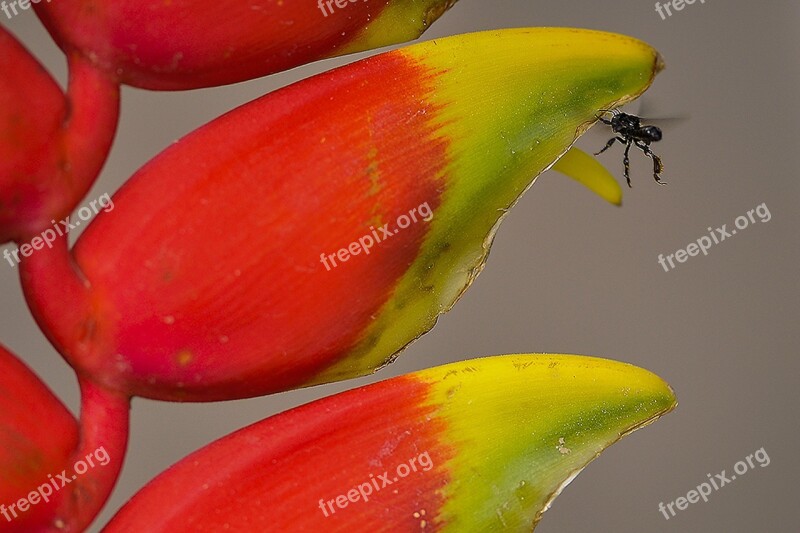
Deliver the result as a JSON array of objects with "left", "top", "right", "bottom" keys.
[{"left": 2, "top": 0, "right": 798, "bottom": 531}]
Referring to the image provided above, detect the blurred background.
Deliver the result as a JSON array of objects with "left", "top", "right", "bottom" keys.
[{"left": 2, "top": 0, "right": 798, "bottom": 530}]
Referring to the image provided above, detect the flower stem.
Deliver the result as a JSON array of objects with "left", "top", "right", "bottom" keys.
[{"left": 51, "top": 377, "right": 130, "bottom": 532}]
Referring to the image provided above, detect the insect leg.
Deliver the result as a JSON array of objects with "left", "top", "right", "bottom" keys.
[
  {"left": 623, "top": 140, "right": 633, "bottom": 188},
  {"left": 595, "top": 109, "right": 619, "bottom": 124},
  {"left": 594, "top": 136, "right": 624, "bottom": 156},
  {"left": 635, "top": 140, "right": 665, "bottom": 184}
]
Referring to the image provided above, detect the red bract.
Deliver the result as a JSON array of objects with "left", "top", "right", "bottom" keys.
[
  {"left": 34, "top": 0, "right": 460, "bottom": 90},
  {"left": 0, "top": 26, "right": 119, "bottom": 244},
  {"left": 24, "top": 51, "right": 447, "bottom": 401},
  {"left": 0, "top": 344, "right": 77, "bottom": 531}
]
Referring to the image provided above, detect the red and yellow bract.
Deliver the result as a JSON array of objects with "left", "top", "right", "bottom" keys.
[
  {"left": 21, "top": 29, "right": 663, "bottom": 402},
  {"left": 104, "top": 354, "right": 676, "bottom": 531}
]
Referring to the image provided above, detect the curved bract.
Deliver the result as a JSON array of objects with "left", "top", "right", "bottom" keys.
[
  {"left": 552, "top": 146, "right": 624, "bottom": 206},
  {"left": 22, "top": 28, "right": 663, "bottom": 402},
  {"left": 34, "top": 0, "right": 460, "bottom": 90},
  {"left": 103, "top": 354, "right": 676, "bottom": 531},
  {"left": 0, "top": 26, "right": 119, "bottom": 244},
  {"left": 0, "top": 27, "right": 63, "bottom": 243},
  {"left": 0, "top": 344, "right": 78, "bottom": 531}
]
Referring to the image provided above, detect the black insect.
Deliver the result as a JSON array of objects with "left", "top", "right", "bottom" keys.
[{"left": 594, "top": 109, "right": 664, "bottom": 187}]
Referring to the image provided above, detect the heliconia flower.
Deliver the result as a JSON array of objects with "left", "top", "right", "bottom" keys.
[
  {"left": 103, "top": 353, "right": 677, "bottom": 531},
  {"left": 0, "top": 344, "right": 130, "bottom": 532},
  {"left": 34, "top": 0, "right": 460, "bottom": 90},
  {"left": 0, "top": 26, "right": 119, "bottom": 245},
  {"left": 21, "top": 28, "right": 663, "bottom": 402}
]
